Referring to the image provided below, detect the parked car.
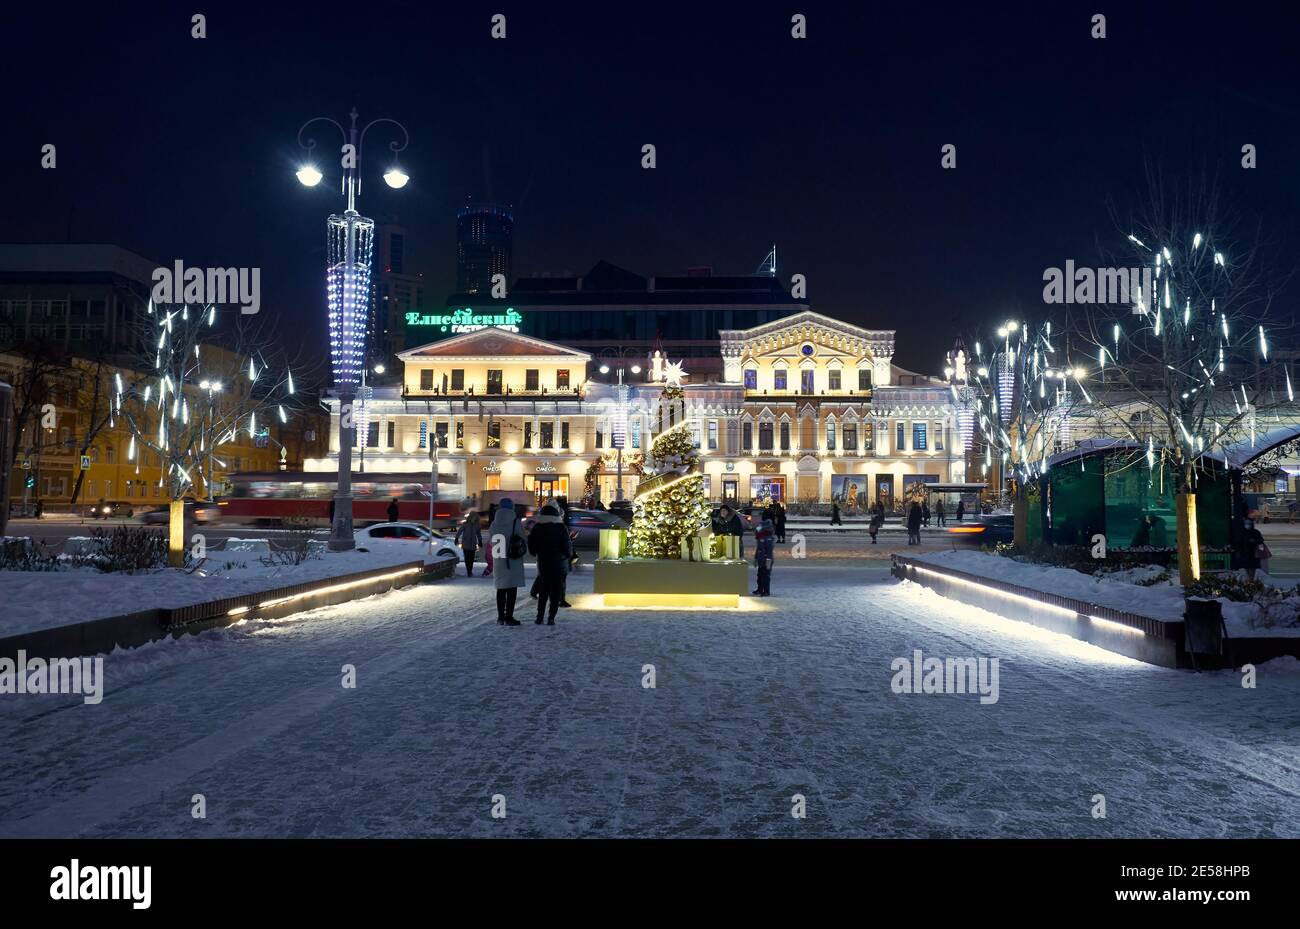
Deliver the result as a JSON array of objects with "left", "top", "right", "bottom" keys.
[
  {"left": 141, "top": 500, "right": 220, "bottom": 524},
  {"left": 945, "top": 514, "right": 1015, "bottom": 547},
  {"left": 355, "top": 521, "right": 460, "bottom": 560}
]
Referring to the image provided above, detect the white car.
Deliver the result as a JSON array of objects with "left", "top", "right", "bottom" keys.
[{"left": 355, "top": 522, "right": 459, "bottom": 561}]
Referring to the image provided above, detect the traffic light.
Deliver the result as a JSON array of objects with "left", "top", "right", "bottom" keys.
[{"left": 25, "top": 475, "right": 36, "bottom": 489}]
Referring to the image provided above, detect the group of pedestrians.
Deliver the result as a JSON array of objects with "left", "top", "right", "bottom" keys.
[{"left": 455, "top": 497, "right": 574, "bottom": 626}]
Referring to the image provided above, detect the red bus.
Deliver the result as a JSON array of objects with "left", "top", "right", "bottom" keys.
[{"left": 217, "top": 471, "right": 464, "bottom": 527}]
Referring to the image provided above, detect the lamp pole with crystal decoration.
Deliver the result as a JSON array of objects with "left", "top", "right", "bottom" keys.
[
  {"left": 297, "top": 108, "right": 410, "bottom": 551},
  {"left": 600, "top": 363, "right": 642, "bottom": 501}
]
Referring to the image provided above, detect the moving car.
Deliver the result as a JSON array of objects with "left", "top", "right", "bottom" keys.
[
  {"left": 945, "top": 514, "right": 1015, "bottom": 547},
  {"left": 354, "top": 521, "right": 460, "bottom": 560},
  {"left": 141, "top": 500, "right": 220, "bottom": 524},
  {"left": 521, "top": 507, "right": 629, "bottom": 548},
  {"left": 85, "top": 501, "right": 134, "bottom": 519}
]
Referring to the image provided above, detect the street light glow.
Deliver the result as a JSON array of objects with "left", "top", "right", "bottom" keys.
[
  {"left": 599, "top": 365, "right": 611, "bottom": 374},
  {"left": 383, "top": 167, "right": 410, "bottom": 189},
  {"left": 296, "top": 164, "right": 323, "bottom": 187}
]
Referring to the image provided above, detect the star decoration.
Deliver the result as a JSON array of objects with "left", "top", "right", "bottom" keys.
[{"left": 663, "top": 360, "right": 688, "bottom": 386}]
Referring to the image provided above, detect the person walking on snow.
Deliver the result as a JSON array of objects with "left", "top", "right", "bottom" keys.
[
  {"left": 774, "top": 500, "right": 787, "bottom": 543},
  {"left": 527, "top": 502, "right": 572, "bottom": 625},
  {"left": 907, "top": 500, "right": 923, "bottom": 545},
  {"left": 753, "top": 518, "right": 775, "bottom": 596},
  {"left": 868, "top": 500, "right": 884, "bottom": 544},
  {"left": 935, "top": 499, "right": 946, "bottom": 527},
  {"left": 483, "top": 503, "right": 497, "bottom": 576},
  {"left": 489, "top": 499, "right": 526, "bottom": 625},
  {"left": 387, "top": 498, "right": 400, "bottom": 523},
  {"left": 830, "top": 502, "right": 842, "bottom": 526},
  {"left": 955, "top": 499, "right": 965, "bottom": 522},
  {"left": 922, "top": 500, "right": 930, "bottom": 527},
  {"left": 455, "top": 508, "right": 482, "bottom": 577}
]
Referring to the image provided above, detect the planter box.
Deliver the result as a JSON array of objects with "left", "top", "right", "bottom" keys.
[{"left": 593, "top": 557, "right": 748, "bottom": 608}]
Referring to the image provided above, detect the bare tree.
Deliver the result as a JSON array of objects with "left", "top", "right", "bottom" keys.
[
  {"left": 1068, "top": 174, "right": 1297, "bottom": 582},
  {"left": 114, "top": 301, "right": 312, "bottom": 565},
  {"left": 965, "top": 317, "right": 1090, "bottom": 544}
]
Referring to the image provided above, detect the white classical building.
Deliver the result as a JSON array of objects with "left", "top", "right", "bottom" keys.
[{"left": 307, "top": 311, "right": 963, "bottom": 511}]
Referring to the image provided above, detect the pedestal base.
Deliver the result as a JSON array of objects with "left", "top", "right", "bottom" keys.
[{"left": 593, "top": 558, "right": 749, "bottom": 609}]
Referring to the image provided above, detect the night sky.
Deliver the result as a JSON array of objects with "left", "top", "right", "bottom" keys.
[{"left": 5, "top": 0, "right": 1299, "bottom": 372}]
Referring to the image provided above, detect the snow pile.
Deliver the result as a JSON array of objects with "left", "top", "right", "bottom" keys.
[
  {"left": 0, "top": 547, "right": 429, "bottom": 640},
  {"left": 908, "top": 549, "right": 1300, "bottom": 639}
]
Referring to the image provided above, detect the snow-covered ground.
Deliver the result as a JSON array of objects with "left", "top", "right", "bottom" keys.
[
  {"left": 1, "top": 562, "right": 1297, "bottom": 838},
  {"left": 0, "top": 547, "right": 446, "bottom": 639},
  {"left": 909, "top": 549, "right": 1300, "bottom": 638}
]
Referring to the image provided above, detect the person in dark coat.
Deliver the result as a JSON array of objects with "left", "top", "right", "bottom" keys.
[
  {"left": 527, "top": 503, "right": 572, "bottom": 624},
  {"left": 955, "top": 499, "right": 965, "bottom": 522},
  {"left": 387, "top": 498, "right": 400, "bottom": 523},
  {"left": 935, "top": 499, "right": 946, "bottom": 526},
  {"left": 921, "top": 500, "right": 930, "bottom": 527},
  {"left": 868, "top": 500, "right": 884, "bottom": 544},
  {"left": 1239, "top": 518, "right": 1266, "bottom": 581},
  {"left": 774, "top": 501, "right": 787, "bottom": 543},
  {"left": 753, "top": 518, "right": 775, "bottom": 596},
  {"left": 830, "top": 502, "right": 842, "bottom": 526},
  {"left": 455, "top": 509, "right": 482, "bottom": 576},
  {"left": 712, "top": 504, "right": 745, "bottom": 559},
  {"left": 1129, "top": 514, "right": 1152, "bottom": 548},
  {"left": 907, "top": 500, "right": 923, "bottom": 545},
  {"left": 482, "top": 504, "right": 498, "bottom": 576}
]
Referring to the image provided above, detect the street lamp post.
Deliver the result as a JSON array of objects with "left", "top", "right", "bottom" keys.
[
  {"left": 297, "top": 108, "right": 410, "bottom": 551},
  {"left": 600, "top": 363, "right": 642, "bottom": 501}
]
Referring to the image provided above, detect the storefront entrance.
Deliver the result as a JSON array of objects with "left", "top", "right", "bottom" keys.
[
  {"left": 875, "top": 475, "right": 895, "bottom": 511},
  {"left": 525, "top": 474, "right": 569, "bottom": 504}
]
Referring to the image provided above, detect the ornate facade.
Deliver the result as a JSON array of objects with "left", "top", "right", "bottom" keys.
[{"left": 309, "top": 311, "right": 962, "bottom": 510}]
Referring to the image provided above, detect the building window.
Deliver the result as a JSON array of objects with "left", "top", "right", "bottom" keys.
[
  {"left": 759, "top": 422, "right": 774, "bottom": 451},
  {"left": 779, "top": 421, "right": 791, "bottom": 451},
  {"left": 540, "top": 422, "right": 554, "bottom": 448},
  {"left": 864, "top": 423, "right": 874, "bottom": 449},
  {"left": 859, "top": 369, "right": 872, "bottom": 390},
  {"left": 106, "top": 445, "right": 116, "bottom": 464},
  {"left": 451, "top": 369, "right": 465, "bottom": 391},
  {"left": 524, "top": 421, "right": 533, "bottom": 447},
  {"left": 742, "top": 421, "right": 753, "bottom": 451},
  {"left": 913, "top": 422, "right": 928, "bottom": 451},
  {"left": 774, "top": 369, "right": 787, "bottom": 391},
  {"left": 366, "top": 422, "right": 379, "bottom": 448},
  {"left": 419, "top": 421, "right": 428, "bottom": 449},
  {"left": 455, "top": 421, "right": 465, "bottom": 449},
  {"left": 743, "top": 368, "right": 757, "bottom": 390},
  {"left": 707, "top": 420, "right": 718, "bottom": 450},
  {"left": 826, "top": 421, "right": 836, "bottom": 451},
  {"left": 487, "top": 370, "right": 503, "bottom": 394},
  {"left": 801, "top": 370, "right": 814, "bottom": 394},
  {"left": 386, "top": 421, "right": 395, "bottom": 447},
  {"left": 556, "top": 369, "right": 570, "bottom": 390},
  {"left": 435, "top": 422, "right": 448, "bottom": 448},
  {"left": 631, "top": 418, "right": 641, "bottom": 449},
  {"left": 897, "top": 422, "right": 906, "bottom": 451},
  {"left": 934, "top": 424, "right": 944, "bottom": 451},
  {"left": 689, "top": 421, "right": 700, "bottom": 448},
  {"left": 596, "top": 423, "right": 604, "bottom": 448},
  {"left": 525, "top": 369, "right": 539, "bottom": 391},
  {"left": 487, "top": 421, "right": 501, "bottom": 448},
  {"left": 561, "top": 422, "right": 570, "bottom": 447},
  {"left": 420, "top": 369, "right": 433, "bottom": 391},
  {"left": 844, "top": 425, "right": 857, "bottom": 451}
]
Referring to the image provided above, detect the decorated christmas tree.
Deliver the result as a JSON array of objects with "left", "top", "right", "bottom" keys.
[{"left": 626, "top": 374, "right": 712, "bottom": 560}]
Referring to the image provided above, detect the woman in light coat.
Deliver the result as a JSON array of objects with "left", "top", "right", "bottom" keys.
[{"left": 489, "top": 498, "right": 526, "bottom": 625}]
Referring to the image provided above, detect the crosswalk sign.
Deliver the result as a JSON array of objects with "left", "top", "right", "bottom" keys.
[
  {"left": 20, "top": 458, "right": 30, "bottom": 470},
  {"left": 80, "top": 455, "right": 91, "bottom": 470}
]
